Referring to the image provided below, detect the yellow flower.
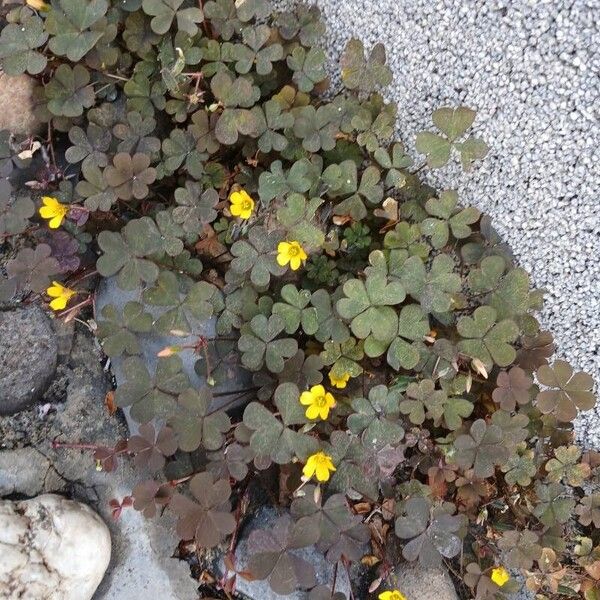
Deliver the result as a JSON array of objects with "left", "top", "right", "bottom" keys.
[
  {"left": 39, "top": 196, "right": 69, "bottom": 229},
  {"left": 277, "top": 240, "right": 307, "bottom": 271},
  {"left": 300, "top": 384, "right": 336, "bottom": 420},
  {"left": 229, "top": 189, "right": 255, "bottom": 220},
  {"left": 491, "top": 566, "right": 510, "bottom": 587},
  {"left": 26, "top": 0, "right": 50, "bottom": 10},
  {"left": 379, "top": 591, "right": 408, "bottom": 600},
  {"left": 302, "top": 451, "right": 336, "bottom": 482},
  {"left": 328, "top": 370, "right": 350, "bottom": 389},
  {"left": 46, "top": 281, "right": 76, "bottom": 311}
]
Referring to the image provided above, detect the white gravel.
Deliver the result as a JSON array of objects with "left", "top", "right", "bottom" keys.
[{"left": 273, "top": 0, "right": 600, "bottom": 447}]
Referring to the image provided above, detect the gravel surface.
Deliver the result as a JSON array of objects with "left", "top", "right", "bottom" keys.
[{"left": 274, "top": 0, "right": 600, "bottom": 446}]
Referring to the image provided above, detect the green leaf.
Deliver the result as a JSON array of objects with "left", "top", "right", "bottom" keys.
[
  {"left": 348, "top": 385, "right": 404, "bottom": 450},
  {"left": 532, "top": 482, "right": 575, "bottom": 526},
  {"left": 115, "top": 355, "right": 189, "bottom": 423},
  {"left": 415, "top": 132, "right": 451, "bottom": 169},
  {"left": 400, "top": 254, "right": 461, "bottom": 314},
  {"left": 142, "top": 0, "right": 203, "bottom": 35},
  {"left": 0, "top": 15, "right": 48, "bottom": 75},
  {"left": 545, "top": 445, "right": 590, "bottom": 487},
  {"left": 454, "top": 419, "right": 509, "bottom": 478},
  {"left": 336, "top": 274, "right": 405, "bottom": 349},
  {"left": 96, "top": 217, "right": 163, "bottom": 290},
  {"left": 340, "top": 38, "right": 392, "bottom": 94},
  {"left": 96, "top": 301, "right": 152, "bottom": 357},
  {"left": 46, "top": 0, "right": 108, "bottom": 62},
  {"left": 457, "top": 305, "right": 519, "bottom": 368},
  {"left": 45, "top": 64, "right": 95, "bottom": 117},
  {"left": 230, "top": 225, "right": 285, "bottom": 286},
  {"left": 536, "top": 360, "right": 596, "bottom": 422},
  {"left": 386, "top": 304, "right": 429, "bottom": 371},
  {"left": 238, "top": 314, "right": 298, "bottom": 373},
  {"left": 143, "top": 270, "right": 219, "bottom": 334},
  {"left": 310, "top": 288, "right": 350, "bottom": 344},
  {"left": 432, "top": 107, "right": 476, "bottom": 141},
  {"left": 272, "top": 284, "right": 318, "bottom": 335},
  {"left": 243, "top": 401, "right": 318, "bottom": 464},
  {"left": 173, "top": 182, "right": 218, "bottom": 235},
  {"left": 457, "top": 136, "right": 489, "bottom": 171},
  {"left": 320, "top": 337, "right": 363, "bottom": 377},
  {"left": 169, "top": 388, "right": 230, "bottom": 452},
  {"left": 275, "top": 193, "right": 324, "bottom": 248},
  {"left": 287, "top": 46, "right": 327, "bottom": 92}
]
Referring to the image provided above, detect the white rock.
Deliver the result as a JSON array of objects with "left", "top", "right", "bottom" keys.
[{"left": 0, "top": 494, "right": 111, "bottom": 600}]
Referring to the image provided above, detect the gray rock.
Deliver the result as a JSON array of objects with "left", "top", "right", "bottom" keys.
[
  {"left": 0, "top": 494, "right": 111, "bottom": 600},
  {"left": 95, "top": 277, "right": 252, "bottom": 434},
  {"left": 0, "top": 447, "right": 60, "bottom": 497},
  {"left": 381, "top": 561, "right": 458, "bottom": 600},
  {"left": 0, "top": 327, "right": 199, "bottom": 600},
  {"left": 219, "top": 507, "right": 352, "bottom": 599},
  {"left": 0, "top": 305, "right": 58, "bottom": 415}
]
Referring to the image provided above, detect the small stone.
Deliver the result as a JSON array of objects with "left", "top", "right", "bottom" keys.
[
  {"left": 0, "top": 305, "right": 58, "bottom": 415},
  {"left": 382, "top": 561, "right": 458, "bottom": 600},
  {"left": 0, "top": 447, "right": 56, "bottom": 497},
  {"left": 0, "top": 74, "right": 43, "bottom": 136},
  {"left": 0, "top": 494, "right": 111, "bottom": 600}
]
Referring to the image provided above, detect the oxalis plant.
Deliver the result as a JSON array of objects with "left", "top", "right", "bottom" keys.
[{"left": 0, "top": 0, "right": 598, "bottom": 599}]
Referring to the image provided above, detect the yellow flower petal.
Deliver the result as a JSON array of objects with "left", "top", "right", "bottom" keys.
[
  {"left": 306, "top": 404, "right": 321, "bottom": 420},
  {"left": 48, "top": 214, "right": 64, "bottom": 229},
  {"left": 299, "top": 391, "right": 314, "bottom": 406},
  {"left": 378, "top": 591, "right": 407, "bottom": 600},
  {"left": 329, "top": 371, "right": 351, "bottom": 389},
  {"left": 491, "top": 566, "right": 510, "bottom": 587},
  {"left": 49, "top": 296, "right": 68, "bottom": 311},
  {"left": 303, "top": 451, "right": 335, "bottom": 483}
]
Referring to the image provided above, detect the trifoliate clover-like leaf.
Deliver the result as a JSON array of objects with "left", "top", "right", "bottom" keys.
[
  {"left": 6, "top": 243, "right": 60, "bottom": 294},
  {"left": 340, "top": 38, "right": 392, "bottom": 94},
  {"left": 454, "top": 419, "right": 509, "bottom": 478},
  {"left": 545, "top": 445, "right": 591, "bottom": 487},
  {"left": 348, "top": 385, "right": 404, "bottom": 451},
  {"left": 45, "top": 64, "right": 95, "bottom": 117},
  {"left": 142, "top": 0, "right": 203, "bottom": 35},
  {"left": 420, "top": 190, "right": 480, "bottom": 249},
  {"left": 172, "top": 182, "right": 218, "bottom": 235},
  {"left": 46, "top": 0, "right": 108, "bottom": 62},
  {"left": 247, "top": 515, "right": 318, "bottom": 596},
  {"left": 115, "top": 355, "right": 190, "bottom": 423},
  {"left": 492, "top": 366, "right": 533, "bottom": 411},
  {"left": 575, "top": 494, "right": 600, "bottom": 528},
  {"left": 65, "top": 123, "right": 111, "bottom": 169},
  {"left": 400, "top": 254, "right": 461, "bottom": 314},
  {"left": 272, "top": 284, "right": 318, "bottom": 335},
  {"left": 320, "top": 337, "right": 364, "bottom": 378},
  {"left": 0, "top": 15, "right": 48, "bottom": 75},
  {"left": 96, "top": 217, "right": 163, "bottom": 290},
  {"left": 501, "top": 444, "right": 537, "bottom": 487},
  {"left": 310, "top": 288, "right": 350, "bottom": 344},
  {"left": 76, "top": 162, "right": 117, "bottom": 211},
  {"left": 457, "top": 305, "right": 519, "bottom": 368},
  {"left": 275, "top": 193, "right": 324, "bottom": 249},
  {"left": 203, "top": 0, "right": 240, "bottom": 40},
  {"left": 293, "top": 105, "right": 338, "bottom": 153},
  {"left": 498, "top": 530, "right": 542, "bottom": 571},
  {"left": 103, "top": 152, "right": 156, "bottom": 200},
  {"left": 336, "top": 274, "right": 405, "bottom": 349},
  {"left": 395, "top": 497, "right": 462, "bottom": 567},
  {"left": 170, "top": 472, "right": 235, "bottom": 548},
  {"left": 230, "top": 225, "right": 285, "bottom": 286},
  {"left": 238, "top": 314, "right": 298, "bottom": 373},
  {"left": 532, "top": 482, "right": 575, "bottom": 527},
  {"left": 386, "top": 304, "right": 429, "bottom": 371},
  {"left": 235, "top": 0, "right": 272, "bottom": 22},
  {"left": 287, "top": 46, "right": 327, "bottom": 93},
  {"left": 169, "top": 387, "right": 230, "bottom": 452},
  {"left": 142, "top": 270, "right": 219, "bottom": 334},
  {"left": 127, "top": 423, "right": 177, "bottom": 472},
  {"left": 96, "top": 301, "right": 153, "bottom": 357},
  {"left": 233, "top": 24, "right": 283, "bottom": 75},
  {"left": 536, "top": 360, "right": 596, "bottom": 422}
]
